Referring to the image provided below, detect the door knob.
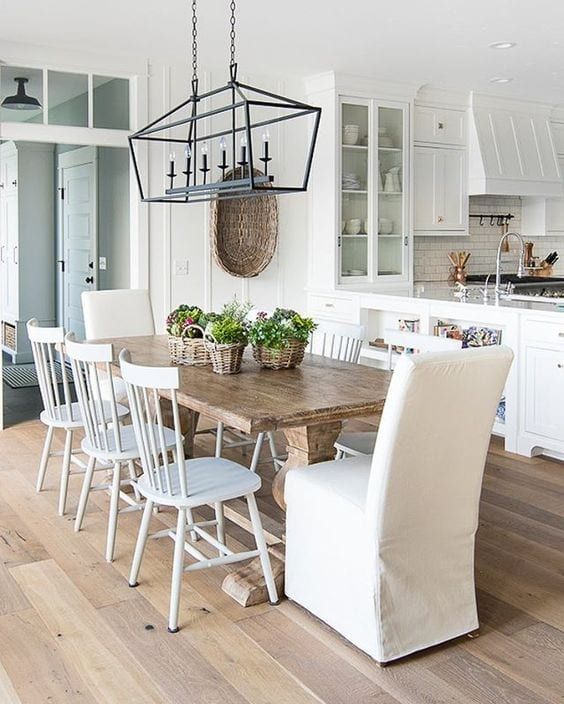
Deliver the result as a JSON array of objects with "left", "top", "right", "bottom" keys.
[{"left": 85, "top": 276, "right": 94, "bottom": 284}]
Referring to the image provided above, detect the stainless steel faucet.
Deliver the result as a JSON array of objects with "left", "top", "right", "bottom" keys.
[{"left": 495, "top": 231, "right": 526, "bottom": 299}]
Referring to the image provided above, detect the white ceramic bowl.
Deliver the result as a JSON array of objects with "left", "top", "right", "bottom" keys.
[
  {"left": 378, "top": 218, "right": 393, "bottom": 234},
  {"left": 345, "top": 219, "right": 362, "bottom": 235}
]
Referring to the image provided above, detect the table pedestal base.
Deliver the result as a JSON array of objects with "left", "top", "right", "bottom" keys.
[
  {"left": 272, "top": 421, "right": 342, "bottom": 510},
  {"left": 222, "top": 545, "right": 285, "bottom": 607},
  {"left": 222, "top": 421, "right": 342, "bottom": 606}
]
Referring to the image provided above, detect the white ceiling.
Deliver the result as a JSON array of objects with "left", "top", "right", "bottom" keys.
[{"left": 1, "top": 0, "right": 564, "bottom": 104}]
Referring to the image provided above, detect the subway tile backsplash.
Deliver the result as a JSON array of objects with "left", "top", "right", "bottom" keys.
[{"left": 414, "top": 196, "right": 564, "bottom": 283}]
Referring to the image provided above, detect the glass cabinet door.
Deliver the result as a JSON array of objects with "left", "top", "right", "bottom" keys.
[
  {"left": 339, "top": 101, "right": 370, "bottom": 281},
  {"left": 376, "top": 105, "right": 406, "bottom": 277}
]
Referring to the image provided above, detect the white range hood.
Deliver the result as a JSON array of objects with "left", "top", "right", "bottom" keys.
[{"left": 468, "top": 93, "right": 562, "bottom": 197}]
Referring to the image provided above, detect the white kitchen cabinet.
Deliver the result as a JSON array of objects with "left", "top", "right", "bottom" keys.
[
  {"left": 523, "top": 344, "right": 564, "bottom": 442},
  {"left": 307, "top": 73, "right": 415, "bottom": 292},
  {"left": 414, "top": 146, "right": 467, "bottom": 235},
  {"left": 0, "top": 141, "right": 55, "bottom": 363},
  {"left": 414, "top": 105, "right": 466, "bottom": 147}
]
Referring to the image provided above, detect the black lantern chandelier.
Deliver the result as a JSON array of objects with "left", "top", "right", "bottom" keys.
[{"left": 129, "top": 0, "right": 321, "bottom": 203}]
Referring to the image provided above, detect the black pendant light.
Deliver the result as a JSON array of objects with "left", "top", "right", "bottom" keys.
[
  {"left": 129, "top": 0, "right": 321, "bottom": 204},
  {"left": 1, "top": 77, "right": 42, "bottom": 111}
]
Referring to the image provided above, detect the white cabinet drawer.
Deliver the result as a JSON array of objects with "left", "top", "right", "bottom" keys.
[
  {"left": 522, "top": 319, "right": 564, "bottom": 345},
  {"left": 414, "top": 106, "right": 466, "bottom": 146},
  {"left": 308, "top": 293, "right": 359, "bottom": 322}
]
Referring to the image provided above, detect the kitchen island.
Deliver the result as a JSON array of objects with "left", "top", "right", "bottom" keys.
[{"left": 308, "top": 284, "right": 564, "bottom": 460}]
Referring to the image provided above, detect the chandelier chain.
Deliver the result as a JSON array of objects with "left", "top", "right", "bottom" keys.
[
  {"left": 229, "top": 0, "right": 236, "bottom": 67},
  {"left": 191, "top": 0, "right": 198, "bottom": 83}
]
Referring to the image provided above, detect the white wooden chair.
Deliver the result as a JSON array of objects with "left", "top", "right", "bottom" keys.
[
  {"left": 285, "top": 346, "right": 513, "bottom": 664},
  {"left": 335, "top": 329, "right": 463, "bottom": 459},
  {"left": 27, "top": 319, "right": 90, "bottom": 516},
  {"left": 307, "top": 320, "right": 365, "bottom": 363},
  {"left": 119, "top": 349, "right": 278, "bottom": 633},
  {"left": 65, "top": 333, "right": 170, "bottom": 562}
]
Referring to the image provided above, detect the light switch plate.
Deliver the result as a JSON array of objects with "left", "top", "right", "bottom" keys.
[
  {"left": 174, "top": 259, "right": 189, "bottom": 276},
  {"left": 99, "top": 256, "right": 107, "bottom": 270}
]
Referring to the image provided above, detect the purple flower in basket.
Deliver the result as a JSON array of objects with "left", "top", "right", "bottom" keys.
[{"left": 257, "top": 311, "right": 268, "bottom": 320}]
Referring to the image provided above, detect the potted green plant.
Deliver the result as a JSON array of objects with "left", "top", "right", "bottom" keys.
[
  {"left": 166, "top": 304, "right": 210, "bottom": 366},
  {"left": 249, "top": 308, "right": 317, "bottom": 369},
  {"left": 204, "top": 299, "right": 252, "bottom": 374}
]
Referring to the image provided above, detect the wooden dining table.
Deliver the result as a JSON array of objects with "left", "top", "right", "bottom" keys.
[{"left": 100, "top": 334, "right": 391, "bottom": 603}]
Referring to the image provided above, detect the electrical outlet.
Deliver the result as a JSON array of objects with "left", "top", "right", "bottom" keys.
[
  {"left": 99, "top": 256, "right": 107, "bottom": 271},
  {"left": 174, "top": 259, "right": 189, "bottom": 276}
]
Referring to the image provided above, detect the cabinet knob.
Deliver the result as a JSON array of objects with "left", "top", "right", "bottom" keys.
[
  {"left": 437, "top": 216, "right": 444, "bottom": 223},
  {"left": 437, "top": 121, "right": 445, "bottom": 130},
  {"left": 11, "top": 180, "right": 16, "bottom": 187},
  {"left": 0, "top": 183, "right": 4, "bottom": 189},
  {"left": 324, "top": 303, "right": 335, "bottom": 308},
  {"left": 558, "top": 363, "right": 564, "bottom": 369}
]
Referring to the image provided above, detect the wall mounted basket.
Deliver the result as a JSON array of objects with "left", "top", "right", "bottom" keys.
[{"left": 210, "top": 168, "right": 278, "bottom": 277}]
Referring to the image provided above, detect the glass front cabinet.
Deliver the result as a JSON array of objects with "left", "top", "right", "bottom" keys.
[{"left": 338, "top": 97, "right": 410, "bottom": 285}]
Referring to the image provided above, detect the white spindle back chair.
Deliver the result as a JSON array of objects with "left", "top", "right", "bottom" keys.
[
  {"left": 27, "top": 319, "right": 84, "bottom": 515},
  {"left": 119, "top": 349, "right": 278, "bottom": 632},
  {"left": 308, "top": 321, "right": 365, "bottom": 364},
  {"left": 65, "top": 333, "right": 142, "bottom": 562}
]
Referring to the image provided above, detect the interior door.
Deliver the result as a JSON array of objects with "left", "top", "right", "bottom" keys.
[{"left": 61, "top": 158, "right": 96, "bottom": 339}]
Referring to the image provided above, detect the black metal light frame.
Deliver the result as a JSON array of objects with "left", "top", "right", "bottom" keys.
[{"left": 129, "top": 72, "right": 321, "bottom": 204}]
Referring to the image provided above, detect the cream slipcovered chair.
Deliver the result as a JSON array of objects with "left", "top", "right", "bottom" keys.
[
  {"left": 82, "top": 289, "right": 155, "bottom": 339},
  {"left": 285, "top": 346, "right": 513, "bottom": 664},
  {"left": 81, "top": 289, "right": 155, "bottom": 403}
]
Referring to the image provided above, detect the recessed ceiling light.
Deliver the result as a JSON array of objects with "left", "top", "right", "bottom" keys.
[
  {"left": 489, "top": 41, "right": 517, "bottom": 49},
  {"left": 490, "top": 77, "right": 513, "bottom": 84}
]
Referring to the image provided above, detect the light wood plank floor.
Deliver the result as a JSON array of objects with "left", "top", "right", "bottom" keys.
[{"left": 0, "top": 417, "right": 563, "bottom": 703}]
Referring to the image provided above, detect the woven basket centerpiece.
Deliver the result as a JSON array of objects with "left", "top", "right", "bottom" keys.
[
  {"left": 166, "top": 306, "right": 210, "bottom": 366},
  {"left": 252, "top": 339, "right": 307, "bottom": 370},
  {"left": 204, "top": 336, "right": 246, "bottom": 375},
  {"left": 168, "top": 329, "right": 209, "bottom": 366},
  {"left": 210, "top": 168, "right": 278, "bottom": 278}
]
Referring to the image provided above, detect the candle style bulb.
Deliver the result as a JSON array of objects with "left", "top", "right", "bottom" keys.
[
  {"left": 262, "top": 129, "right": 270, "bottom": 143},
  {"left": 169, "top": 152, "right": 175, "bottom": 163},
  {"left": 184, "top": 144, "right": 191, "bottom": 159},
  {"left": 219, "top": 136, "right": 227, "bottom": 152},
  {"left": 240, "top": 133, "right": 247, "bottom": 147},
  {"left": 201, "top": 141, "right": 208, "bottom": 154}
]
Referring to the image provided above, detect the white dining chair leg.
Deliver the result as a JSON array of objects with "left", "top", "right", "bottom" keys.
[
  {"left": 168, "top": 508, "right": 187, "bottom": 633},
  {"left": 246, "top": 493, "right": 278, "bottom": 604},
  {"left": 58, "top": 430, "right": 74, "bottom": 516},
  {"left": 127, "top": 459, "right": 141, "bottom": 501},
  {"left": 335, "top": 449, "right": 344, "bottom": 460},
  {"left": 75, "top": 455, "right": 96, "bottom": 532},
  {"left": 215, "top": 422, "right": 224, "bottom": 457},
  {"left": 129, "top": 499, "right": 154, "bottom": 587},
  {"left": 267, "top": 431, "right": 281, "bottom": 471},
  {"left": 105, "top": 462, "right": 122, "bottom": 562},
  {"left": 36, "top": 425, "right": 54, "bottom": 493},
  {"left": 215, "top": 502, "right": 225, "bottom": 552},
  {"left": 186, "top": 508, "right": 199, "bottom": 542},
  {"left": 249, "top": 432, "right": 265, "bottom": 473}
]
